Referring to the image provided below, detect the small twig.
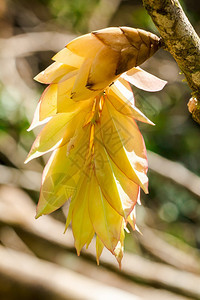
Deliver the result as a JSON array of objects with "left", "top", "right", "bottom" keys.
[
  {"left": 136, "top": 226, "right": 200, "bottom": 274},
  {"left": 147, "top": 150, "right": 200, "bottom": 198},
  {"left": 0, "top": 165, "right": 41, "bottom": 191},
  {"left": 0, "top": 133, "right": 42, "bottom": 172},
  {"left": 0, "top": 226, "right": 35, "bottom": 256}
]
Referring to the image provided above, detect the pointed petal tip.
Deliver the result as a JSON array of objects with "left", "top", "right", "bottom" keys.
[
  {"left": 148, "top": 120, "right": 155, "bottom": 126},
  {"left": 35, "top": 212, "right": 42, "bottom": 219},
  {"left": 136, "top": 117, "right": 155, "bottom": 126},
  {"left": 27, "top": 122, "right": 41, "bottom": 132},
  {"left": 64, "top": 220, "right": 71, "bottom": 234},
  {"left": 24, "top": 156, "right": 31, "bottom": 164},
  {"left": 27, "top": 125, "right": 32, "bottom": 132},
  {"left": 135, "top": 224, "right": 143, "bottom": 235},
  {"left": 64, "top": 225, "right": 68, "bottom": 234},
  {"left": 24, "top": 154, "right": 35, "bottom": 165},
  {"left": 142, "top": 182, "right": 149, "bottom": 194},
  {"left": 33, "top": 74, "right": 39, "bottom": 82},
  {"left": 34, "top": 73, "right": 46, "bottom": 84},
  {"left": 27, "top": 120, "right": 40, "bottom": 133}
]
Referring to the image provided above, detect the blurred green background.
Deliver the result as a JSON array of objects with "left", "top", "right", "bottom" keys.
[{"left": 0, "top": 0, "right": 200, "bottom": 299}]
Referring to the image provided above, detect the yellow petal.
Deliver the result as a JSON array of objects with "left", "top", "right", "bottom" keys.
[
  {"left": 71, "top": 58, "right": 100, "bottom": 101},
  {"left": 57, "top": 76, "right": 76, "bottom": 112},
  {"left": 34, "top": 62, "right": 77, "bottom": 84},
  {"left": 39, "top": 84, "right": 57, "bottom": 120},
  {"left": 52, "top": 48, "right": 84, "bottom": 68},
  {"left": 36, "top": 126, "right": 91, "bottom": 218},
  {"left": 86, "top": 46, "right": 120, "bottom": 91},
  {"left": 36, "top": 168, "right": 79, "bottom": 218},
  {"left": 88, "top": 172, "right": 123, "bottom": 252},
  {"left": 86, "top": 230, "right": 95, "bottom": 249},
  {"left": 28, "top": 84, "right": 57, "bottom": 131},
  {"left": 25, "top": 112, "right": 80, "bottom": 163},
  {"left": 66, "top": 33, "right": 103, "bottom": 57},
  {"left": 114, "top": 225, "right": 125, "bottom": 268},
  {"left": 96, "top": 235, "right": 104, "bottom": 265},
  {"left": 95, "top": 128, "right": 131, "bottom": 218},
  {"left": 72, "top": 174, "right": 95, "bottom": 255},
  {"left": 57, "top": 76, "right": 94, "bottom": 113},
  {"left": 101, "top": 100, "right": 148, "bottom": 193},
  {"left": 95, "top": 124, "right": 139, "bottom": 218}
]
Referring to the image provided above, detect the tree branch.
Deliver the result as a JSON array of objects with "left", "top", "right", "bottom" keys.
[{"left": 142, "top": 0, "right": 200, "bottom": 124}]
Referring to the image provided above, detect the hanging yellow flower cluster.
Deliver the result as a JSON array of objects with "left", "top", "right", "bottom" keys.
[{"left": 25, "top": 27, "right": 167, "bottom": 266}]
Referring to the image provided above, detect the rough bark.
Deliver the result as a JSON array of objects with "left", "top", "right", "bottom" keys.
[{"left": 142, "top": 0, "right": 200, "bottom": 124}]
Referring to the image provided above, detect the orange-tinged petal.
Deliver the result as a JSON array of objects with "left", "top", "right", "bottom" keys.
[
  {"left": 66, "top": 33, "right": 103, "bottom": 57},
  {"left": 34, "top": 62, "right": 77, "bottom": 84},
  {"left": 122, "top": 67, "right": 167, "bottom": 92},
  {"left": 52, "top": 48, "right": 84, "bottom": 68},
  {"left": 101, "top": 100, "right": 148, "bottom": 193},
  {"left": 72, "top": 174, "right": 95, "bottom": 255},
  {"left": 110, "top": 159, "right": 139, "bottom": 218},
  {"left": 118, "top": 77, "right": 133, "bottom": 97},
  {"left": 88, "top": 172, "right": 123, "bottom": 252},
  {"left": 94, "top": 126, "right": 139, "bottom": 218},
  {"left": 107, "top": 80, "right": 154, "bottom": 125},
  {"left": 115, "top": 77, "right": 134, "bottom": 104}
]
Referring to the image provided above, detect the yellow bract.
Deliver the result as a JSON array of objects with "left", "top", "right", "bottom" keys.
[{"left": 26, "top": 27, "right": 167, "bottom": 266}]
